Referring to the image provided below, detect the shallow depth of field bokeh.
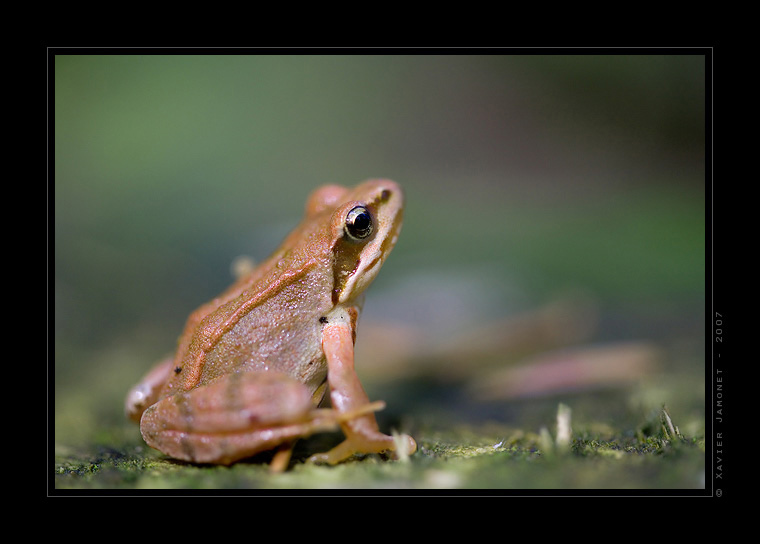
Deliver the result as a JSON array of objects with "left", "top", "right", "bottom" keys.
[{"left": 53, "top": 53, "right": 706, "bottom": 490}]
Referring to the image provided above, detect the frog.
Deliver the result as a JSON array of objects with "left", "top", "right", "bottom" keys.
[{"left": 125, "top": 179, "right": 415, "bottom": 470}]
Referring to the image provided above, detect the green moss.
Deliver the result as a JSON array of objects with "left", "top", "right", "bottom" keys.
[{"left": 54, "top": 400, "right": 706, "bottom": 493}]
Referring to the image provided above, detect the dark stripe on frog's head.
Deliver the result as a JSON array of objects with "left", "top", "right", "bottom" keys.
[{"left": 330, "top": 184, "right": 401, "bottom": 304}]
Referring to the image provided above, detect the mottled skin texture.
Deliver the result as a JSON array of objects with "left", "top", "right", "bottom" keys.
[{"left": 125, "top": 180, "right": 415, "bottom": 468}]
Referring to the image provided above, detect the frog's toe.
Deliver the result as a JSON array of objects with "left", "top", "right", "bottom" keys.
[
  {"left": 307, "top": 440, "right": 357, "bottom": 465},
  {"left": 308, "top": 432, "right": 416, "bottom": 465},
  {"left": 393, "top": 433, "right": 417, "bottom": 459}
]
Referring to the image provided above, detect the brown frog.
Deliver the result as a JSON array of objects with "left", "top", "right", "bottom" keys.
[{"left": 125, "top": 180, "right": 415, "bottom": 470}]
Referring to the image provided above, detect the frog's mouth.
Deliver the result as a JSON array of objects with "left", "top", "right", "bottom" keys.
[{"left": 338, "top": 253, "right": 383, "bottom": 304}]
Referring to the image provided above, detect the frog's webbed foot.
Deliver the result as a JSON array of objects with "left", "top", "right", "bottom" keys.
[
  {"left": 308, "top": 429, "right": 417, "bottom": 465},
  {"left": 308, "top": 402, "right": 417, "bottom": 465}
]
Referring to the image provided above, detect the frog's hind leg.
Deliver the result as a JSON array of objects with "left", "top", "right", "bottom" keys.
[
  {"left": 125, "top": 356, "right": 175, "bottom": 423},
  {"left": 268, "top": 441, "right": 296, "bottom": 472},
  {"left": 138, "top": 371, "right": 339, "bottom": 465},
  {"left": 143, "top": 417, "right": 329, "bottom": 466}
]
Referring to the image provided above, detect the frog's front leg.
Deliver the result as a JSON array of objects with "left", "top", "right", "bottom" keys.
[
  {"left": 309, "top": 309, "right": 417, "bottom": 465},
  {"left": 139, "top": 371, "right": 338, "bottom": 466}
]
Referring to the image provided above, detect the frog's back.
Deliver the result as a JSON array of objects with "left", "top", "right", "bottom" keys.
[
  {"left": 163, "top": 197, "right": 338, "bottom": 398},
  {"left": 161, "top": 254, "right": 333, "bottom": 398}
]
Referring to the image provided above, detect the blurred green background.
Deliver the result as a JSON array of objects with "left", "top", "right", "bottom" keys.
[{"left": 53, "top": 53, "right": 706, "bottom": 489}]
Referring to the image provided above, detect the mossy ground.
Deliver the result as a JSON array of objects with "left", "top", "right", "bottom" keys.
[{"left": 53, "top": 398, "right": 706, "bottom": 493}]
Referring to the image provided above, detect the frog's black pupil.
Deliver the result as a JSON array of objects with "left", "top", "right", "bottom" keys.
[{"left": 345, "top": 206, "right": 372, "bottom": 240}]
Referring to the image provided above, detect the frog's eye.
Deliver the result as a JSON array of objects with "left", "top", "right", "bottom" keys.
[{"left": 344, "top": 206, "right": 373, "bottom": 240}]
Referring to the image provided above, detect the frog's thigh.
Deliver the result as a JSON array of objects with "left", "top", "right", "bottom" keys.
[{"left": 140, "top": 371, "right": 320, "bottom": 465}]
